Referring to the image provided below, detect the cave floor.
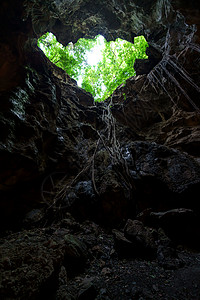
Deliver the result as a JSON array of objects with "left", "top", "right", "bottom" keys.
[
  {"left": 1, "top": 216, "right": 200, "bottom": 300},
  {"left": 71, "top": 230, "right": 200, "bottom": 300}
]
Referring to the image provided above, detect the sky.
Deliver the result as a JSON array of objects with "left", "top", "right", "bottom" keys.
[
  {"left": 40, "top": 33, "right": 106, "bottom": 86},
  {"left": 86, "top": 35, "right": 105, "bottom": 66},
  {"left": 77, "top": 35, "right": 106, "bottom": 86},
  {"left": 38, "top": 32, "right": 148, "bottom": 100}
]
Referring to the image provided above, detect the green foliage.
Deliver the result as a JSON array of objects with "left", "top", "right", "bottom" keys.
[{"left": 38, "top": 33, "right": 148, "bottom": 101}]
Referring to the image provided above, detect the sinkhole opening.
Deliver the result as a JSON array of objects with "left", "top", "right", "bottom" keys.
[{"left": 38, "top": 33, "right": 148, "bottom": 102}]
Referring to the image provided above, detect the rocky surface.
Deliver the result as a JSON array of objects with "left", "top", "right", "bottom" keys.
[
  {"left": 1, "top": 215, "right": 200, "bottom": 300},
  {"left": 0, "top": 0, "right": 200, "bottom": 299},
  {"left": 0, "top": 226, "right": 87, "bottom": 299}
]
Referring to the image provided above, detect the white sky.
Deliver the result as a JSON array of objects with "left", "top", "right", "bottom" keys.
[
  {"left": 77, "top": 35, "right": 105, "bottom": 86},
  {"left": 86, "top": 35, "right": 105, "bottom": 66},
  {"left": 40, "top": 33, "right": 106, "bottom": 86},
  {"left": 39, "top": 33, "right": 144, "bottom": 90}
]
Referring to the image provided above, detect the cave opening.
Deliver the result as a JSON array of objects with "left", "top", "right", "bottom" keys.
[{"left": 38, "top": 32, "right": 149, "bottom": 101}]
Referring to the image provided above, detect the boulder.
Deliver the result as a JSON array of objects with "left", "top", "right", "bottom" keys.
[
  {"left": 112, "top": 229, "right": 135, "bottom": 257},
  {"left": 0, "top": 229, "right": 88, "bottom": 299},
  {"left": 150, "top": 208, "right": 200, "bottom": 247},
  {"left": 113, "top": 219, "right": 157, "bottom": 258},
  {"left": 129, "top": 141, "right": 200, "bottom": 212},
  {"left": 124, "top": 219, "right": 157, "bottom": 257}
]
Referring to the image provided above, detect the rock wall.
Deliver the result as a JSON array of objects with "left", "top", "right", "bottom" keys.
[
  {"left": 0, "top": 0, "right": 200, "bottom": 229},
  {"left": 1, "top": 1, "right": 200, "bottom": 299}
]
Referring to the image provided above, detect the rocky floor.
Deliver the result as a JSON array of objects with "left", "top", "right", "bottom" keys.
[{"left": 1, "top": 210, "right": 200, "bottom": 300}]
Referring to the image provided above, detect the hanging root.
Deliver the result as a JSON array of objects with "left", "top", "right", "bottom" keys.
[
  {"left": 100, "top": 96, "right": 135, "bottom": 191},
  {"left": 146, "top": 52, "right": 200, "bottom": 113},
  {"left": 41, "top": 137, "right": 101, "bottom": 209}
]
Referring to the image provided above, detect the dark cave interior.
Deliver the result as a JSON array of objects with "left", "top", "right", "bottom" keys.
[{"left": 0, "top": 1, "right": 200, "bottom": 299}]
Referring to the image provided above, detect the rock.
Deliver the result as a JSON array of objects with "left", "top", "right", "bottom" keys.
[
  {"left": 0, "top": 229, "right": 88, "bottom": 299},
  {"left": 56, "top": 266, "right": 76, "bottom": 300},
  {"left": 152, "top": 284, "right": 159, "bottom": 292},
  {"left": 157, "top": 227, "right": 172, "bottom": 247},
  {"left": 113, "top": 220, "right": 158, "bottom": 259},
  {"left": 1, "top": 0, "right": 200, "bottom": 299},
  {"left": 59, "top": 213, "right": 81, "bottom": 232},
  {"left": 68, "top": 181, "right": 97, "bottom": 221},
  {"left": 128, "top": 141, "right": 200, "bottom": 213},
  {"left": 58, "top": 266, "right": 68, "bottom": 286},
  {"left": 64, "top": 234, "right": 88, "bottom": 276},
  {"left": 97, "top": 169, "right": 132, "bottom": 226},
  {"left": 171, "top": 0, "right": 200, "bottom": 43},
  {"left": 56, "top": 286, "right": 76, "bottom": 300},
  {"left": 23, "top": 208, "right": 44, "bottom": 226},
  {"left": 1, "top": 0, "right": 200, "bottom": 234},
  {"left": 150, "top": 208, "right": 194, "bottom": 222},
  {"left": 101, "top": 267, "right": 112, "bottom": 276},
  {"left": 136, "top": 208, "right": 153, "bottom": 226},
  {"left": 112, "top": 229, "right": 135, "bottom": 257},
  {"left": 133, "top": 141, "right": 200, "bottom": 193},
  {"left": 150, "top": 208, "right": 200, "bottom": 247},
  {"left": 131, "top": 286, "right": 141, "bottom": 298},
  {"left": 157, "top": 244, "right": 184, "bottom": 270},
  {"left": 131, "top": 286, "right": 153, "bottom": 300},
  {"left": 75, "top": 181, "right": 95, "bottom": 199},
  {"left": 162, "top": 111, "right": 200, "bottom": 156},
  {"left": 124, "top": 219, "right": 157, "bottom": 258},
  {"left": 77, "top": 277, "right": 98, "bottom": 300},
  {"left": 156, "top": 227, "right": 185, "bottom": 270}
]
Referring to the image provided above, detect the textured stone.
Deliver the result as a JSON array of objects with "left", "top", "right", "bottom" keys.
[
  {"left": 128, "top": 141, "right": 200, "bottom": 213},
  {"left": 124, "top": 219, "right": 157, "bottom": 257},
  {"left": 0, "top": 229, "right": 88, "bottom": 299},
  {"left": 97, "top": 169, "right": 132, "bottom": 226},
  {"left": 150, "top": 208, "right": 200, "bottom": 247},
  {"left": 0, "top": 0, "right": 200, "bottom": 239},
  {"left": 77, "top": 277, "right": 98, "bottom": 300},
  {"left": 23, "top": 208, "right": 45, "bottom": 226},
  {"left": 1, "top": 0, "right": 200, "bottom": 299},
  {"left": 112, "top": 229, "right": 135, "bottom": 257}
]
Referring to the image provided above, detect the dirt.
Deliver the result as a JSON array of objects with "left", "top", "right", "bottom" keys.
[
  {"left": 1, "top": 212, "right": 200, "bottom": 300},
  {"left": 55, "top": 217, "right": 200, "bottom": 300}
]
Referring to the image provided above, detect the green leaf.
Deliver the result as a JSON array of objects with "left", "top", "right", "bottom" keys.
[{"left": 38, "top": 33, "right": 148, "bottom": 101}]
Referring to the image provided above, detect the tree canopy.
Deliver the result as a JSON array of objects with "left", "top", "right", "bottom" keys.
[{"left": 38, "top": 33, "right": 148, "bottom": 101}]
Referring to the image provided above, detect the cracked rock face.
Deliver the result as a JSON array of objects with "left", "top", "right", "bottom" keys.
[
  {"left": 1, "top": 1, "right": 200, "bottom": 299},
  {"left": 0, "top": 228, "right": 87, "bottom": 299},
  {"left": 0, "top": 1, "right": 200, "bottom": 228}
]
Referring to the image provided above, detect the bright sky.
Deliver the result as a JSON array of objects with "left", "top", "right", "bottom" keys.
[
  {"left": 39, "top": 32, "right": 148, "bottom": 97},
  {"left": 77, "top": 35, "right": 106, "bottom": 85},
  {"left": 86, "top": 35, "right": 105, "bottom": 66}
]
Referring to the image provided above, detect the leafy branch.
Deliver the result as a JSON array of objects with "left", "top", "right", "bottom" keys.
[{"left": 38, "top": 33, "right": 148, "bottom": 101}]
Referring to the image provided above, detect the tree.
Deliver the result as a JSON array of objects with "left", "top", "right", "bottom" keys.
[{"left": 38, "top": 33, "right": 148, "bottom": 101}]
